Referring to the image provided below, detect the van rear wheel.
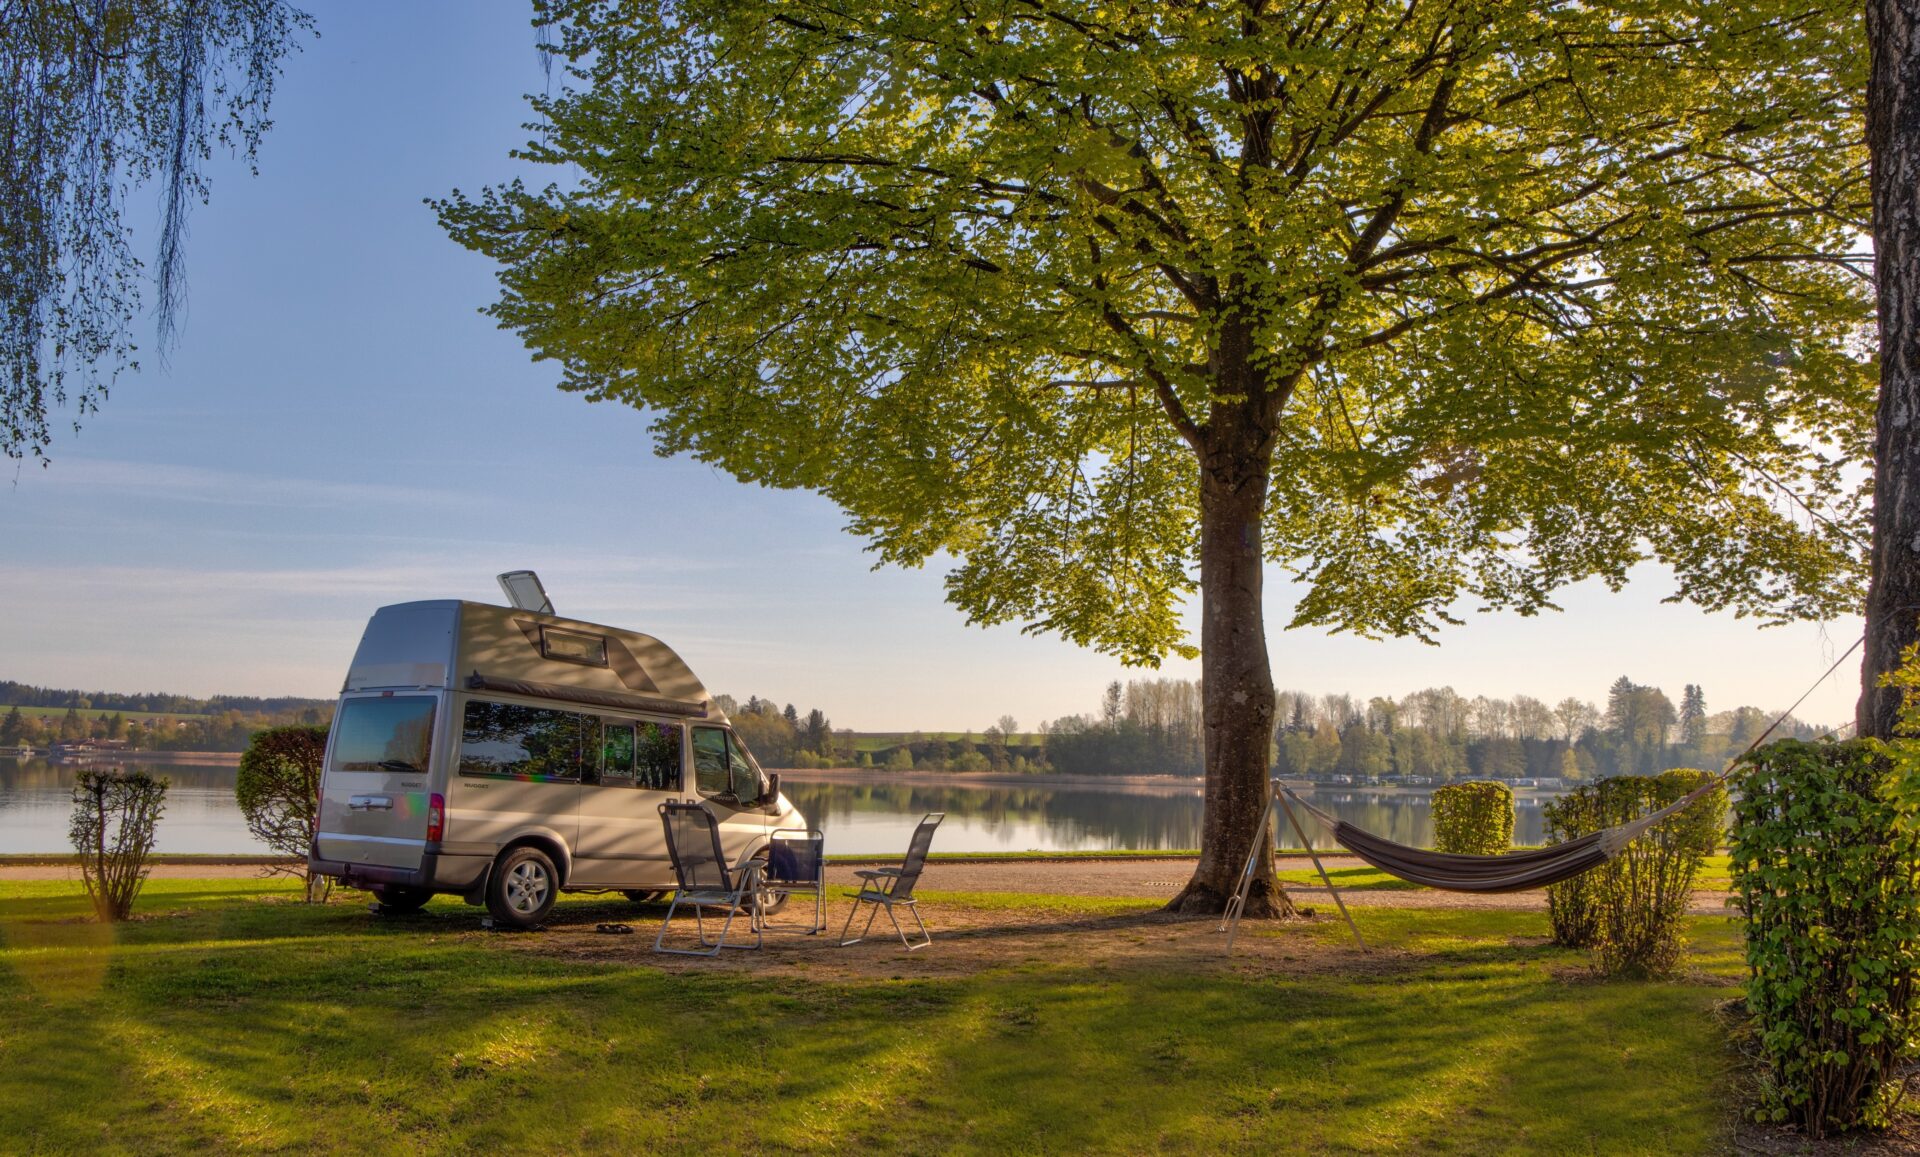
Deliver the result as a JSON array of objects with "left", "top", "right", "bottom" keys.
[
  {"left": 486, "top": 846, "right": 559, "bottom": 929},
  {"left": 372, "top": 886, "right": 432, "bottom": 914}
]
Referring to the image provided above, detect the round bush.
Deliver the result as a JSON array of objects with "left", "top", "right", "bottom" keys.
[
  {"left": 237, "top": 724, "right": 330, "bottom": 900},
  {"left": 1430, "top": 780, "right": 1513, "bottom": 855}
]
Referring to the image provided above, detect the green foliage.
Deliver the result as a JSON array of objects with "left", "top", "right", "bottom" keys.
[
  {"left": 1430, "top": 781, "right": 1513, "bottom": 855},
  {"left": 1541, "top": 771, "right": 1723, "bottom": 972},
  {"left": 1591, "top": 771, "right": 1723, "bottom": 977},
  {"left": 441, "top": 1, "right": 1872, "bottom": 662},
  {"left": 1541, "top": 786, "right": 1605, "bottom": 948},
  {"left": 236, "top": 724, "right": 330, "bottom": 901},
  {"left": 0, "top": 1, "right": 312, "bottom": 460},
  {"left": 66, "top": 768, "right": 168, "bottom": 921},
  {"left": 1730, "top": 739, "right": 1920, "bottom": 1137}
]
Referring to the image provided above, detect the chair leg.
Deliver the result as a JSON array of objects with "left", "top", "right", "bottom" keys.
[
  {"left": 838, "top": 897, "right": 883, "bottom": 947},
  {"left": 654, "top": 893, "right": 724, "bottom": 957},
  {"left": 905, "top": 902, "right": 932, "bottom": 951},
  {"left": 837, "top": 897, "right": 863, "bottom": 946}
]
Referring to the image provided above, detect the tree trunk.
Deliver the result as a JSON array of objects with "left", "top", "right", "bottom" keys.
[
  {"left": 1859, "top": 0, "right": 1920, "bottom": 739},
  {"left": 1166, "top": 404, "right": 1294, "bottom": 918}
]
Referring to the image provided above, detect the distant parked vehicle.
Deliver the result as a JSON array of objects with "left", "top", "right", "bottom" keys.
[{"left": 309, "top": 584, "right": 806, "bottom": 929}]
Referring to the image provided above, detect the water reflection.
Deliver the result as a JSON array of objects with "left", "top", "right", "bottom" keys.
[{"left": 0, "top": 759, "right": 1551, "bottom": 855}]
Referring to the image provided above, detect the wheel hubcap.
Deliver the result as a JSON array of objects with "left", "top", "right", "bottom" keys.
[{"left": 505, "top": 862, "right": 550, "bottom": 913}]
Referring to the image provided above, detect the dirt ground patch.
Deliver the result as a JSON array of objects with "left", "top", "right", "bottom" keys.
[{"left": 477, "top": 892, "right": 1405, "bottom": 984}]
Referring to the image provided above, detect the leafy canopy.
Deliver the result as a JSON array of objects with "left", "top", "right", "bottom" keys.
[{"left": 440, "top": 0, "right": 1872, "bottom": 664}]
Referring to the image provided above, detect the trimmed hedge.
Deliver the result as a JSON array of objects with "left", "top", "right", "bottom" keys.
[
  {"left": 1542, "top": 770, "right": 1725, "bottom": 973},
  {"left": 1730, "top": 739, "right": 1920, "bottom": 1137},
  {"left": 1431, "top": 780, "right": 1513, "bottom": 855}
]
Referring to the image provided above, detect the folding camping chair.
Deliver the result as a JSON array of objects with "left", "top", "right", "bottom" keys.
[
  {"left": 654, "top": 801, "right": 764, "bottom": 956},
  {"left": 838, "top": 812, "right": 944, "bottom": 951},
  {"left": 762, "top": 826, "right": 828, "bottom": 934}
]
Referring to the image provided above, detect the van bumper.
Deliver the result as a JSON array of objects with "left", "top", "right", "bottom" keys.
[{"left": 307, "top": 849, "right": 489, "bottom": 893}]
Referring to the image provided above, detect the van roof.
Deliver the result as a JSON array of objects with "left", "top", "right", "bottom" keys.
[{"left": 347, "top": 600, "right": 723, "bottom": 721}]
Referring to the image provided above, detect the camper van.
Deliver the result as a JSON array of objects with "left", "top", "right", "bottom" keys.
[{"left": 308, "top": 597, "right": 806, "bottom": 928}]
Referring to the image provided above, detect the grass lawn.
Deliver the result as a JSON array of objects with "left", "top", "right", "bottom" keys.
[{"left": 0, "top": 876, "right": 1754, "bottom": 1155}]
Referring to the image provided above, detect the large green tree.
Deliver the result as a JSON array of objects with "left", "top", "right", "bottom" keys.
[{"left": 443, "top": 0, "right": 1873, "bottom": 914}]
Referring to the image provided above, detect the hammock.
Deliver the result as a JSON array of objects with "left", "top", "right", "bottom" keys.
[{"left": 1220, "top": 635, "right": 1862, "bottom": 953}]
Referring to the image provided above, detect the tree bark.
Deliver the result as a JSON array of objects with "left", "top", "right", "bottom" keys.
[
  {"left": 1859, "top": 0, "right": 1920, "bottom": 739},
  {"left": 1166, "top": 384, "right": 1294, "bottom": 917}
]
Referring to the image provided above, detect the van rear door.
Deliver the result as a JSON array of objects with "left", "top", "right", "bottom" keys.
[{"left": 316, "top": 694, "right": 439, "bottom": 869}]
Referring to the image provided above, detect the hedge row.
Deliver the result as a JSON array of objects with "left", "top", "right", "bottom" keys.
[
  {"left": 1731, "top": 739, "right": 1920, "bottom": 1137},
  {"left": 1430, "top": 780, "right": 1513, "bottom": 855}
]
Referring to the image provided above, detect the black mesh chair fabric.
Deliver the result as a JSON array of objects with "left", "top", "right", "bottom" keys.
[
  {"left": 838, "top": 812, "right": 944, "bottom": 950},
  {"left": 661, "top": 801, "right": 736, "bottom": 895},
  {"left": 653, "top": 801, "right": 761, "bottom": 955}
]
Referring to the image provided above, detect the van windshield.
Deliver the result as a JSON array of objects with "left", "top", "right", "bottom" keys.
[{"left": 332, "top": 696, "right": 436, "bottom": 773}]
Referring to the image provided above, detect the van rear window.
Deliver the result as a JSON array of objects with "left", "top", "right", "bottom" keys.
[{"left": 331, "top": 696, "right": 436, "bottom": 773}]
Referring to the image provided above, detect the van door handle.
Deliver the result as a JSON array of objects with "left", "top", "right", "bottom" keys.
[{"left": 349, "top": 795, "right": 394, "bottom": 811}]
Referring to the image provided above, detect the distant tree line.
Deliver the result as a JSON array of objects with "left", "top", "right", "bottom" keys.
[
  {"left": 0, "top": 681, "right": 332, "bottom": 718},
  {"left": 1040, "top": 676, "right": 1828, "bottom": 780},
  {"left": 713, "top": 694, "right": 856, "bottom": 769},
  {"left": 1, "top": 702, "right": 331, "bottom": 752}
]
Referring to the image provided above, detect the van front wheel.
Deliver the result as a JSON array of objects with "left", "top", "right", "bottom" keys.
[{"left": 487, "top": 847, "right": 559, "bottom": 929}]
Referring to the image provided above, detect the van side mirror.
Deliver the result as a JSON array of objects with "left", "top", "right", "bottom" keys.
[{"left": 765, "top": 773, "right": 780, "bottom": 805}]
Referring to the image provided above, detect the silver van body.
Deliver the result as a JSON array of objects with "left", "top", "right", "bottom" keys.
[{"left": 308, "top": 600, "right": 803, "bottom": 907}]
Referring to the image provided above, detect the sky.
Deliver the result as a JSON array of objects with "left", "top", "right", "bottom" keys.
[{"left": 0, "top": 4, "right": 1868, "bottom": 731}]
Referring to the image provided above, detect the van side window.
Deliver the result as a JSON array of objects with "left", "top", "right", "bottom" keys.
[
  {"left": 692, "top": 727, "right": 730, "bottom": 797},
  {"left": 459, "top": 700, "right": 587, "bottom": 781},
  {"left": 636, "top": 721, "right": 682, "bottom": 792},
  {"left": 600, "top": 722, "right": 635, "bottom": 785}
]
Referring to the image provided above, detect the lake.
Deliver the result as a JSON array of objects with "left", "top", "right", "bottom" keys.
[{"left": 0, "top": 759, "right": 1559, "bottom": 855}]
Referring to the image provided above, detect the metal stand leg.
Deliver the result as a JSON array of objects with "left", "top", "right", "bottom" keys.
[
  {"left": 1221, "top": 798, "right": 1276, "bottom": 952},
  {"left": 1277, "top": 789, "right": 1366, "bottom": 953}
]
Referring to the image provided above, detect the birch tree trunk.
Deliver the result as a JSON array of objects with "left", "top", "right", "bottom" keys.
[{"left": 1859, "top": 0, "right": 1920, "bottom": 738}]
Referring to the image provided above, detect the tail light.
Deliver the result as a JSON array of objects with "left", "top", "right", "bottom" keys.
[{"left": 426, "top": 793, "right": 446, "bottom": 842}]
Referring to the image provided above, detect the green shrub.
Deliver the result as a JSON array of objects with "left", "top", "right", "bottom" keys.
[
  {"left": 1542, "top": 786, "right": 1605, "bottom": 948},
  {"left": 1591, "top": 771, "right": 1724, "bottom": 977},
  {"left": 1730, "top": 739, "right": 1920, "bottom": 1137},
  {"left": 237, "top": 724, "right": 330, "bottom": 901},
  {"left": 1541, "top": 771, "right": 1725, "bottom": 970},
  {"left": 68, "top": 768, "right": 168, "bottom": 921},
  {"left": 1431, "top": 780, "right": 1513, "bottom": 855}
]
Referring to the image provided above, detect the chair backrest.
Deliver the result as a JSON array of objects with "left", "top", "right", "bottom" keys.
[
  {"left": 659, "top": 801, "right": 735, "bottom": 893},
  {"left": 765, "top": 829, "right": 824, "bottom": 886},
  {"left": 887, "top": 812, "right": 945, "bottom": 900}
]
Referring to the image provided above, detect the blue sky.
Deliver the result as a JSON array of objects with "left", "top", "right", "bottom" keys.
[{"left": 0, "top": 3, "right": 1866, "bottom": 731}]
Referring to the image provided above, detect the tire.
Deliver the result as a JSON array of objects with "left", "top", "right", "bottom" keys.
[
  {"left": 487, "top": 846, "right": 560, "bottom": 929},
  {"left": 621, "top": 890, "right": 665, "bottom": 904},
  {"left": 371, "top": 886, "right": 433, "bottom": 914},
  {"left": 753, "top": 850, "right": 791, "bottom": 916}
]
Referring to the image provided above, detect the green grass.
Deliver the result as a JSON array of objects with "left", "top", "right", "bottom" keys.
[{"left": 0, "top": 876, "right": 1754, "bottom": 1154}]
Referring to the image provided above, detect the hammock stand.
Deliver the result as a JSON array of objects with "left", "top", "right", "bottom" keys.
[{"left": 1219, "top": 635, "right": 1864, "bottom": 955}]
